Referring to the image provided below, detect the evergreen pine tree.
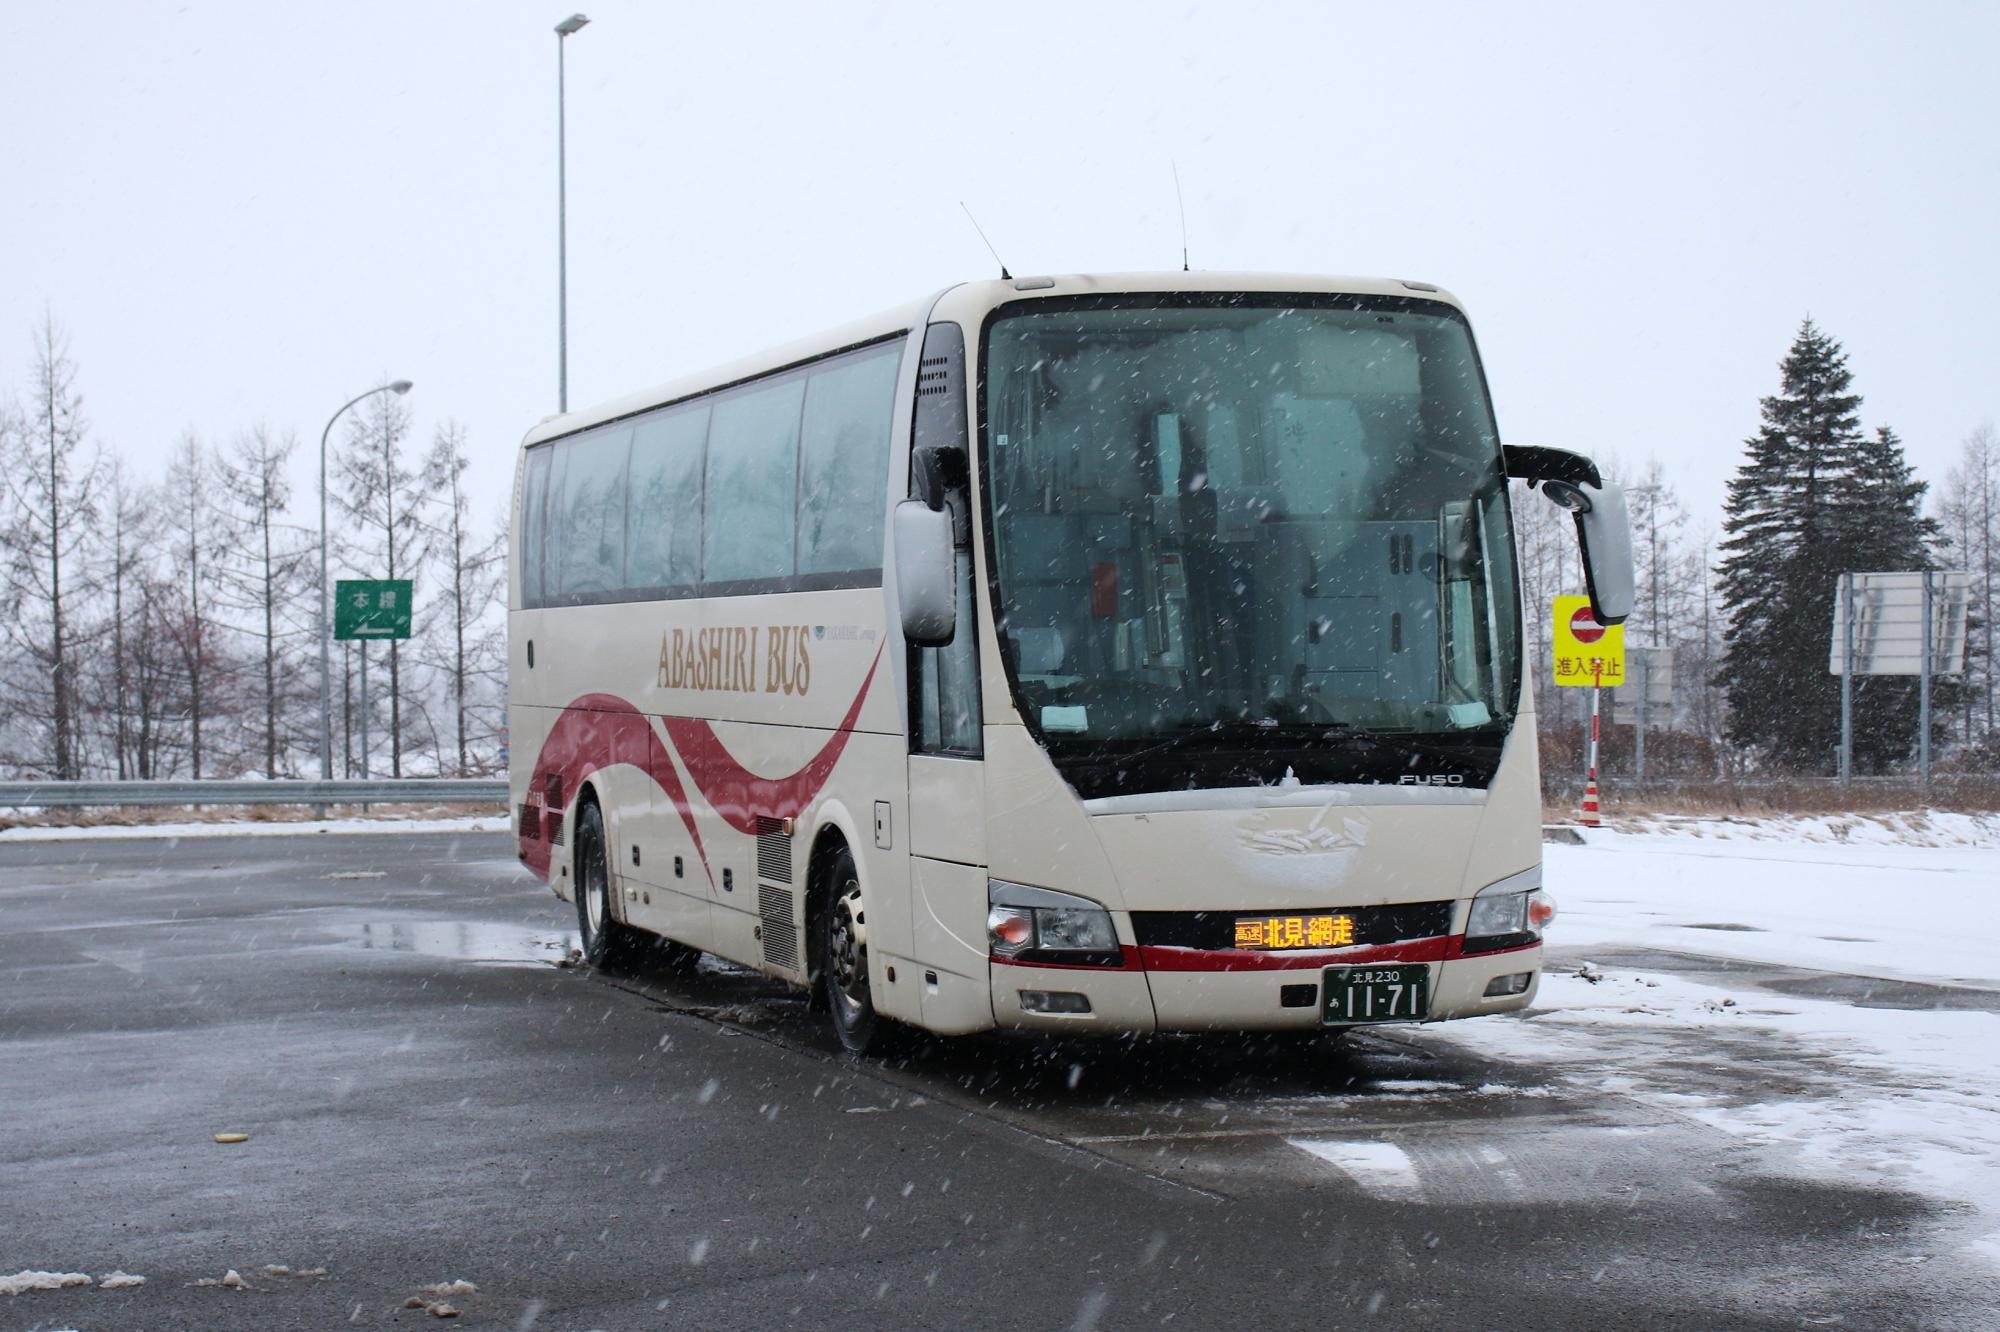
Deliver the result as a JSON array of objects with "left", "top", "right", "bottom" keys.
[
  {"left": 1837, "top": 425, "right": 1944, "bottom": 769},
  {"left": 1717, "top": 319, "right": 1866, "bottom": 769}
]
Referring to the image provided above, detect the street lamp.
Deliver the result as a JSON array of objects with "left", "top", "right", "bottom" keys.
[
  {"left": 320, "top": 380, "right": 413, "bottom": 785},
  {"left": 556, "top": 12, "right": 590, "bottom": 413}
]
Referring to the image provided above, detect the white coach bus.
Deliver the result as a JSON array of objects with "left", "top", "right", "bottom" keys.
[{"left": 509, "top": 273, "right": 1632, "bottom": 1052}]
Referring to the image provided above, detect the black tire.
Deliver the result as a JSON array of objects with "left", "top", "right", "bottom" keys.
[
  {"left": 818, "top": 845, "right": 879, "bottom": 1053},
  {"left": 573, "top": 801, "right": 632, "bottom": 967}
]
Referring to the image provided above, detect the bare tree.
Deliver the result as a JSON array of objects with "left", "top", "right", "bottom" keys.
[
  {"left": 334, "top": 389, "right": 426, "bottom": 777},
  {"left": 161, "top": 433, "right": 241, "bottom": 778},
  {"left": 1510, "top": 477, "right": 1580, "bottom": 733},
  {"left": 1626, "top": 461, "right": 1700, "bottom": 647},
  {"left": 129, "top": 563, "right": 191, "bottom": 778},
  {"left": 0, "top": 315, "right": 103, "bottom": 778},
  {"left": 416, "top": 421, "right": 506, "bottom": 774},
  {"left": 219, "top": 424, "right": 311, "bottom": 776},
  {"left": 90, "top": 460, "right": 150, "bottom": 778},
  {"left": 1936, "top": 422, "right": 1998, "bottom": 748}
]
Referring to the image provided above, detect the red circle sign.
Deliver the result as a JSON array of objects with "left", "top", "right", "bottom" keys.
[{"left": 1569, "top": 605, "right": 1605, "bottom": 644}]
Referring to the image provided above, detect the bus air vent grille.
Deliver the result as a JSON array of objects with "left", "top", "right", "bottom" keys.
[
  {"left": 759, "top": 884, "right": 798, "bottom": 971},
  {"left": 917, "top": 354, "right": 952, "bottom": 398},
  {"left": 755, "top": 816, "right": 792, "bottom": 884}
]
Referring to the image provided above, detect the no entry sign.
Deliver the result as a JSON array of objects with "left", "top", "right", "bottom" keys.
[{"left": 1552, "top": 595, "right": 1624, "bottom": 686}]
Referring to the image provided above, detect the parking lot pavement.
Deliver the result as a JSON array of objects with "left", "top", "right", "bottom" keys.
[{"left": 1, "top": 831, "right": 1991, "bottom": 1330}]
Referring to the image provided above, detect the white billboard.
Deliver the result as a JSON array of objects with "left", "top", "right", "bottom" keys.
[
  {"left": 1610, "top": 646, "right": 1674, "bottom": 725},
  {"left": 1828, "top": 571, "right": 1969, "bottom": 677}
]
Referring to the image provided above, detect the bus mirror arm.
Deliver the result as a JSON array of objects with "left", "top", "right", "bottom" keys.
[
  {"left": 1505, "top": 445, "right": 1635, "bottom": 627},
  {"left": 894, "top": 499, "right": 957, "bottom": 645},
  {"left": 910, "top": 444, "right": 967, "bottom": 512}
]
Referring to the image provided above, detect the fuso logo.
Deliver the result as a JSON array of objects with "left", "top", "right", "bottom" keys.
[{"left": 1397, "top": 774, "right": 1465, "bottom": 785}]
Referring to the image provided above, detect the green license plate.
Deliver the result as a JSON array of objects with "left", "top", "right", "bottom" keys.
[{"left": 1322, "top": 964, "right": 1430, "bottom": 1024}]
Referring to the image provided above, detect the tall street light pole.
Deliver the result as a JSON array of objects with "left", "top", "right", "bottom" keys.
[
  {"left": 556, "top": 12, "right": 590, "bottom": 413},
  {"left": 320, "top": 380, "right": 413, "bottom": 784}
]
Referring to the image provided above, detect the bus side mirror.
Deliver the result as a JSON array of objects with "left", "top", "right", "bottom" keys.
[
  {"left": 895, "top": 499, "right": 956, "bottom": 645},
  {"left": 1504, "top": 445, "right": 1636, "bottom": 625},
  {"left": 911, "top": 443, "right": 965, "bottom": 513}
]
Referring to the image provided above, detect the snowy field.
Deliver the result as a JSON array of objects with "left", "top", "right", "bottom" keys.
[
  {"left": 1435, "top": 812, "right": 2000, "bottom": 1274},
  {"left": 0, "top": 813, "right": 509, "bottom": 842},
  {"left": 1548, "top": 812, "right": 2000, "bottom": 986}
]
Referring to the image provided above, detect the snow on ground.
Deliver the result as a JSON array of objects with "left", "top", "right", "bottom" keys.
[
  {"left": 1546, "top": 815, "right": 2000, "bottom": 987},
  {"left": 1434, "top": 817, "right": 2000, "bottom": 1269},
  {"left": 1616, "top": 809, "right": 2000, "bottom": 849},
  {"left": 1437, "top": 966, "right": 2000, "bottom": 1267},
  {"left": 0, "top": 1271, "right": 91, "bottom": 1296},
  {"left": 0, "top": 814, "right": 508, "bottom": 843}
]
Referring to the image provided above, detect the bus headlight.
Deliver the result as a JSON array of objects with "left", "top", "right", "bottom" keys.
[
  {"left": 1464, "top": 867, "right": 1554, "bottom": 954},
  {"left": 988, "top": 881, "right": 1120, "bottom": 962}
]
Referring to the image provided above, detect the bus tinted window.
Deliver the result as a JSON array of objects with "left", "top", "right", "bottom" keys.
[
  {"left": 517, "top": 335, "right": 904, "bottom": 606},
  {"left": 520, "top": 445, "right": 552, "bottom": 605},
  {"left": 797, "top": 344, "right": 899, "bottom": 577},
  {"left": 626, "top": 402, "right": 709, "bottom": 592},
  {"left": 553, "top": 424, "right": 633, "bottom": 599},
  {"left": 703, "top": 374, "right": 806, "bottom": 586}
]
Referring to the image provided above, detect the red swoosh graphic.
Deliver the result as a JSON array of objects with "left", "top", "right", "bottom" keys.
[
  {"left": 520, "top": 644, "right": 885, "bottom": 880},
  {"left": 663, "top": 645, "right": 884, "bottom": 835},
  {"left": 520, "top": 695, "right": 710, "bottom": 885}
]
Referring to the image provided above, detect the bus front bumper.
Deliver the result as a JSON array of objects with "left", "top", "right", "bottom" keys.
[{"left": 990, "top": 940, "right": 1542, "bottom": 1033}]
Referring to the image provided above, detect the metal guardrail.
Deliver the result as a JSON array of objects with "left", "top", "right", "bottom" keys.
[{"left": 0, "top": 779, "right": 509, "bottom": 808}]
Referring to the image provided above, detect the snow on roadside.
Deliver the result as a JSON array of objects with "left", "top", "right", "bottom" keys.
[
  {"left": 0, "top": 814, "right": 508, "bottom": 843},
  {"left": 1611, "top": 810, "right": 2000, "bottom": 849},
  {"left": 0, "top": 1270, "right": 91, "bottom": 1295},
  {"left": 1438, "top": 965, "right": 2000, "bottom": 1267},
  {"left": 1544, "top": 822, "right": 2000, "bottom": 988}
]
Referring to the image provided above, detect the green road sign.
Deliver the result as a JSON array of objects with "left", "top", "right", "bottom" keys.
[{"left": 335, "top": 579, "right": 413, "bottom": 640}]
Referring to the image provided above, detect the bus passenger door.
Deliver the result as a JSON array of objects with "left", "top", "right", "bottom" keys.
[{"left": 906, "top": 532, "right": 993, "bottom": 1033}]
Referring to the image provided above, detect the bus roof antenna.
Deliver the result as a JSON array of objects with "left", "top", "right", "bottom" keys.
[
  {"left": 960, "top": 202, "right": 1011, "bottom": 280},
  {"left": 1172, "top": 160, "right": 1190, "bottom": 272}
]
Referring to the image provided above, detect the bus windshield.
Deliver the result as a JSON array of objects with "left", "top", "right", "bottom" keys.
[{"left": 982, "top": 294, "right": 1521, "bottom": 797}]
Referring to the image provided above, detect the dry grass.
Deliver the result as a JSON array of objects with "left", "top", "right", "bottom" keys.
[{"left": 1543, "top": 777, "right": 2000, "bottom": 822}]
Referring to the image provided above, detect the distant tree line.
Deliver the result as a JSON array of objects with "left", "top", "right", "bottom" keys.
[
  {"left": 1525, "top": 318, "right": 1999, "bottom": 781},
  {"left": 0, "top": 315, "right": 505, "bottom": 781},
  {"left": 2, "top": 311, "right": 1994, "bottom": 787}
]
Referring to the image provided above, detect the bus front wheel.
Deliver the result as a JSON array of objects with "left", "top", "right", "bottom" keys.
[
  {"left": 573, "top": 801, "right": 632, "bottom": 967},
  {"left": 820, "top": 846, "right": 878, "bottom": 1053}
]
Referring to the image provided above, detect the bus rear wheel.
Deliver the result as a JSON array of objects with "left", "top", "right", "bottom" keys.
[
  {"left": 573, "top": 801, "right": 633, "bottom": 967},
  {"left": 820, "top": 847, "right": 879, "bottom": 1053}
]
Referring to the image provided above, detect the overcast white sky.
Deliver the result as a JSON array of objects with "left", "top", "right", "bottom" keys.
[{"left": 3, "top": 1, "right": 1995, "bottom": 541}]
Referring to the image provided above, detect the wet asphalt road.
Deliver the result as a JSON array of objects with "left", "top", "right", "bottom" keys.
[{"left": 0, "top": 831, "right": 1989, "bottom": 1331}]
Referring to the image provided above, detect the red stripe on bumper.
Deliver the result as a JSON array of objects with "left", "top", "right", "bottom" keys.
[{"left": 987, "top": 936, "right": 1544, "bottom": 974}]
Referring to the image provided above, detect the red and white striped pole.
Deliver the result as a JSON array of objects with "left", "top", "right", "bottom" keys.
[{"left": 1580, "top": 661, "right": 1603, "bottom": 827}]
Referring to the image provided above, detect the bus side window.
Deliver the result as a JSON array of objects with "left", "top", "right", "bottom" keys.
[
  {"left": 625, "top": 401, "right": 709, "bottom": 593},
  {"left": 704, "top": 375, "right": 805, "bottom": 586},
  {"left": 798, "top": 343, "right": 899, "bottom": 580},
  {"left": 521, "top": 445, "right": 552, "bottom": 607},
  {"left": 910, "top": 321, "right": 980, "bottom": 756},
  {"left": 556, "top": 423, "right": 633, "bottom": 598},
  {"left": 915, "top": 530, "right": 981, "bottom": 755}
]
